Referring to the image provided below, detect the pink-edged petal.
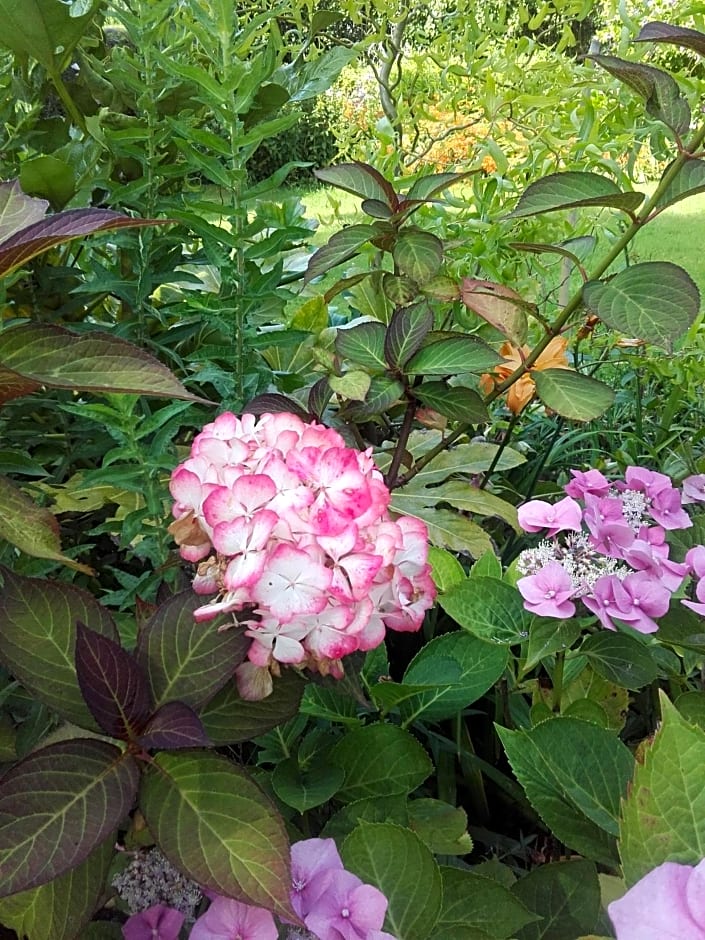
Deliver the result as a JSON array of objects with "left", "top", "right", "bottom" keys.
[{"left": 252, "top": 545, "right": 332, "bottom": 622}]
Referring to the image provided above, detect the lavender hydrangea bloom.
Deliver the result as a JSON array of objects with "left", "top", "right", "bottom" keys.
[
  {"left": 122, "top": 904, "right": 184, "bottom": 940},
  {"left": 608, "top": 860, "right": 705, "bottom": 939},
  {"left": 189, "top": 896, "right": 277, "bottom": 940}
]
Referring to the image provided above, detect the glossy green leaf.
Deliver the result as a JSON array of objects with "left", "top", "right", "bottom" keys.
[
  {"left": 406, "top": 333, "right": 503, "bottom": 375},
  {"left": 346, "top": 375, "right": 404, "bottom": 417},
  {"left": 507, "top": 172, "right": 644, "bottom": 219},
  {"left": 335, "top": 320, "right": 387, "bottom": 371},
  {"left": 460, "top": 278, "right": 531, "bottom": 345},
  {"left": 440, "top": 577, "right": 531, "bottom": 644},
  {"left": 620, "top": 696, "right": 705, "bottom": 885},
  {"left": 0, "top": 0, "right": 101, "bottom": 71},
  {"left": 497, "top": 718, "right": 633, "bottom": 866},
  {"left": 341, "top": 823, "right": 442, "bottom": 940},
  {"left": 636, "top": 20, "right": 705, "bottom": 55},
  {"left": 591, "top": 54, "right": 691, "bottom": 136},
  {"left": 393, "top": 230, "right": 443, "bottom": 282},
  {"left": 0, "top": 567, "right": 117, "bottom": 729},
  {"left": 512, "top": 860, "right": 601, "bottom": 940},
  {"left": 0, "top": 475, "right": 92, "bottom": 573},
  {"left": 314, "top": 162, "right": 398, "bottom": 208},
  {"left": 385, "top": 304, "right": 434, "bottom": 369},
  {"left": 199, "top": 671, "right": 305, "bottom": 745},
  {"left": 414, "top": 382, "right": 489, "bottom": 423},
  {"left": 653, "top": 158, "right": 705, "bottom": 211},
  {"left": 427, "top": 546, "right": 465, "bottom": 592},
  {"left": 533, "top": 369, "right": 616, "bottom": 421},
  {"left": 0, "top": 838, "right": 114, "bottom": 940},
  {"left": 580, "top": 632, "right": 658, "bottom": 689},
  {"left": 440, "top": 867, "right": 539, "bottom": 938},
  {"left": 329, "top": 724, "right": 432, "bottom": 803},
  {"left": 0, "top": 324, "right": 208, "bottom": 403},
  {"left": 582, "top": 261, "right": 700, "bottom": 349},
  {"left": 140, "top": 751, "right": 293, "bottom": 918},
  {"left": 304, "top": 223, "right": 377, "bottom": 282},
  {"left": 299, "top": 684, "right": 361, "bottom": 726},
  {"left": 0, "top": 740, "right": 138, "bottom": 897},
  {"left": 271, "top": 757, "right": 345, "bottom": 813},
  {"left": 136, "top": 592, "right": 249, "bottom": 711}
]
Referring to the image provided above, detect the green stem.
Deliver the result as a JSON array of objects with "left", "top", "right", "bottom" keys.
[
  {"left": 551, "top": 651, "right": 565, "bottom": 713},
  {"left": 49, "top": 69, "right": 87, "bottom": 134}
]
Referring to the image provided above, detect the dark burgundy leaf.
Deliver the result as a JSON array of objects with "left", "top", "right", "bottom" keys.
[
  {"left": 137, "top": 701, "right": 211, "bottom": 750},
  {"left": 384, "top": 303, "right": 434, "bottom": 369},
  {"left": 635, "top": 21, "right": 705, "bottom": 56},
  {"left": 308, "top": 376, "right": 333, "bottom": 418},
  {"left": 75, "top": 623, "right": 152, "bottom": 740},
  {"left": 243, "top": 394, "right": 310, "bottom": 419}
]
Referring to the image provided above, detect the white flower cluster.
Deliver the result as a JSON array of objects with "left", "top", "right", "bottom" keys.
[
  {"left": 517, "top": 532, "right": 627, "bottom": 597},
  {"left": 112, "top": 847, "right": 202, "bottom": 918}
]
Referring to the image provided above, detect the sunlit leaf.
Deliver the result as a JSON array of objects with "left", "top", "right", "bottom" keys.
[
  {"left": 590, "top": 55, "right": 690, "bottom": 136},
  {"left": 507, "top": 172, "right": 644, "bottom": 219},
  {"left": 460, "top": 278, "right": 530, "bottom": 345},
  {"left": 406, "top": 333, "right": 502, "bottom": 375},
  {"left": 314, "top": 162, "right": 398, "bottom": 209},
  {"left": 335, "top": 320, "right": 388, "bottom": 371},
  {"left": 304, "top": 223, "right": 378, "bottom": 282},
  {"left": 533, "top": 369, "right": 615, "bottom": 421}
]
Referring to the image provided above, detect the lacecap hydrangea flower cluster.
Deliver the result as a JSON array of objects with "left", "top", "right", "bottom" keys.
[
  {"left": 169, "top": 412, "right": 435, "bottom": 696},
  {"left": 516, "top": 467, "right": 705, "bottom": 632}
]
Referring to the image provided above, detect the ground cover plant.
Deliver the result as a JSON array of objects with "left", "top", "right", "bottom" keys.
[{"left": 1, "top": 2, "right": 705, "bottom": 939}]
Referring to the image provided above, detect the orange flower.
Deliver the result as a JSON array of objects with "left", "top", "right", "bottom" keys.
[{"left": 480, "top": 336, "right": 571, "bottom": 414}]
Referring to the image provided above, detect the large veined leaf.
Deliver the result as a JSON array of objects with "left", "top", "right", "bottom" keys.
[
  {"left": 439, "top": 867, "right": 539, "bottom": 939},
  {"left": 392, "top": 230, "right": 443, "bottom": 282},
  {"left": 0, "top": 567, "right": 118, "bottom": 730},
  {"left": 0, "top": 323, "right": 208, "bottom": 403},
  {"left": 590, "top": 55, "right": 691, "bottom": 136},
  {"left": 314, "top": 163, "right": 398, "bottom": 209},
  {"left": 582, "top": 261, "right": 699, "bottom": 349},
  {"left": 460, "top": 278, "right": 530, "bottom": 346},
  {"left": 199, "top": 671, "right": 305, "bottom": 745},
  {"left": 0, "top": 0, "right": 102, "bottom": 72},
  {"left": 304, "top": 224, "right": 378, "bottom": 282},
  {"left": 392, "top": 478, "right": 519, "bottom": 532},
  {"left": 0, "top": 474, "right": 92, "bottom": 572},
  {"left": 0, "top": 739, "right": 139, "bottom": 897},
  {"left": 335, "top": 320, "right": 387, "bottom": 372},
  {"left": 135, "top": 591, "right": 249, "bottom": 711},
  {"left": 414, "top": 382, "right": 489, "bottom": 424},
  {"left": 385, "top": 304, "right": 434, "bottom": 369},
  {"left": 653, "top": 158, "right": 705, "bottom": 211},
  {"left": 405, "top": 333, "right": 503, "bottom": 376},
  {"left": 635, "top": 20, "right": 705, "bottom": 56},
  {"left": 533, "top": 369, "right": 616, "bottom": 421},
  {"left": 346, "top": 375, "right": 404, "bottom": 417},
  {"left": 405, "top": 170, "right": 477, "bottom": 202},
  {"left": 0, "top": 839, "right": 115, "bottom": 940},
  {"left": 439, "top": 577, "right": 531, "bottom": 644},
  {"left": 511, "top": 860, "right": 601, "bottom": 940},
  {"left": 140, "top": 751, "right": 294, "bottom": 919},
  {"left": 507, "top": 172, "right": 644, "bottom": 219}
]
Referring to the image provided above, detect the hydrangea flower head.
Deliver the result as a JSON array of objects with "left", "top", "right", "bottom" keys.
[
  {"left": 608, "top": 859, "right": 705, "bottom": 939},
  {"left": 169, "top": 412, "right": 435, "bottom": 697}
]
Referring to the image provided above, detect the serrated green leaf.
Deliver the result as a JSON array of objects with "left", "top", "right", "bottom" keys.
[
  {"left": 591, "top": 54, "right": 690, "bottom": 136},
  {"left": 414, "top": 382, "right": 489, "bottom": 423},
  {"left": 305, "top": 224, "right": 377, "bottom": 282},
  {"left": 140, "top": 751, "right": 293, "bottom": 918},
  {"left": 512, "top": 860, "right": 601, "bottom": 940},
  {"left": 0, "top": 567, "right": 118, "bottom": 730},
  {"left": 393, "top": 230, "right": 443, "bottom": 282},
  {"left": 406, "top": 333, "right": 503, "bottom": 375},
  {"left": 135, "top": 592, "right": 248, "bottom": 711},
  {"left": 497, "top": 718, "right": 634, "bottom": 866},
  {"left": 341, "top": 823, "right": 442, "bottom": 940},
  {"left": 440, "top": 577, "right": 532, "bottom": 644},
  {"left": 199, "top": 671, "right": 305, "bottom": 745},
  {"left": 533, "top": 369, "right": 615, "bottom": 421},
  {"left": 409, "top": 801, "right": 473, "bottom": 855},
  {"left": 385, "top": 304, "right": 434, "bottom": 368},
  {"left": 580, "top": 631, "right": 658, "bottom": 689},
  {"left": 619, "top": 696, "right": 705, "bottom": 885},
  {"left": 428, "top": 546, "right": 465, "bottom": 592},
  {"left": 0, "top": 740, "right": 138, "bottom": 897},
  {"left": 507, "top": 172, "right": 644, "bottom": 219},
  {"left": 523, "top": 618, "right": 581, "bottom": 672},
  {"left": 335, "top": 320, "right": 387, "bottom": 371},
  {"left": 329, "top": 724, "right": 432, "bottom": 803},
  {"left": 653, "top": 158, "right": 705, "bottom": 211},
  {"left": 299, "top": 684, "right": 361, "bottom": 726},
  {"left": 674, "top": 691, "right": 705, "bottom": 730},
  {"left": 440, "top": 867, "right": 539, "bottom": 937},
  {"left": 582, "top": 261, "right": 699, "bottom": 349},
  {"left": 271, "top": 758, "right": 345, "bottom": 813}
]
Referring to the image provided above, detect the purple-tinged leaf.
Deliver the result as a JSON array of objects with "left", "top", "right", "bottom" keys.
[
  {"left": 308, "top": 376, "right": 333, "bottom": 418},
  {"left": 361, "top": 198, "right": 394, "bottom": 219},
  {"left": 635, "top": 21, "right": 705, "bottom": 56},
  {"left": 243, "top": 394, "right": 310, "bottom": 419},
  {"left": 200, "top": 672, "right": 305, "bottom": 745},
  {"left": 393, "top": 230, "right": 443, "bottom": 282},
  {"left": 0, "top": 475, "right": 93, "bottom": 573},
  {"left": 382, "top": 273, "right": 418, "bottom": 307},
  {"left": 507, "top": 171, "right": 645, "bottom": 219},
  {"left": 414, "top": 382, "right": 488, "bottom": 424},
  {"left": 0, "top": 364, "right": 41, "bottom": 405},
  {"left": 404, "top": 170, "right": 478, "bottom": 202},
  {"left": 314, "top": 162, "right": 398, "bottom": 209},
  {"left": 137, "top": 702, "right": 210, "bottom": 750},
  {"left": 346, "top": 375, "right": 404, "bottom": 418},
  {"left": 335, "top": 320, "right": 387, "bottom": 372},
  {"left": 0, "top": 567, "right": 118, "bottom": 730},
  {"left": 590, "top": 55, "right": 690, "bottom": 137},
  {"left": 461, "top": 278, "right": 531, "bottom": 346},
  {"left": 385, "top": 303, "right": 434, "bottom": 369},
  {"left": 305, "top": 224, "right": 377, "bottom": 283},
  {"left": 653, "top": 158, "right": 705, "bottom": 211},
  {"left": 75, "top": 624, "right": 151, "bottom": 740},
  {"left": 136, "top": 591, "right": 249, "bottom": 711},
  {"left": 0, "top": 323, "right": 209, "bottom": 404},
  {"left": 0, "top": 180, "right": 47, "bottom": 243},
  {"left": 582, "top": 261, "right": 699, "bottom": 350},
  {"left": 0, "top": 204, "right": 170, "bottom": 278},
  {"left": 140, "top": 751, "right": 294, "bottom": 919},
  {"left": 405, "top": 333, "right": 503, "bottom": 376},
  {"left": 0, "top": 739, "right": 139, "bottom": 897}
]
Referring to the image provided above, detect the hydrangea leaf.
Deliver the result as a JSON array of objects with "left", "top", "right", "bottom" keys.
[
  {"left": 506, "top": 172, "right": 644, "bottom": 219},
  {"left": 329, "top": 724, "right": 432, "bottom": 803},
  {"left": 439, "top": 866, "right": 539, "bottom": 938},
  {"left": 511, "top": 860, "right": 601, "bottom": 940}
]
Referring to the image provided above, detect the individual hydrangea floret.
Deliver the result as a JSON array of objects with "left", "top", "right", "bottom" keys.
[
  {"left": 608, "top": 859, "right": 705, "bottom": 939},
  {"left": 122, "top": 904, "right": 184, "bottom": 940},
  {"left": 169, "top": 412, "right": 435, "bottom": 697}
]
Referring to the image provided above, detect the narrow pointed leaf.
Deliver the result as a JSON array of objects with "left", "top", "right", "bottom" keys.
[
  {"left": 140, "top": 751, "right": 293, "bottom": 919},
  {"left": 385, "top": 304, "right": 434, "bottom": 368},
  {"left": 0, "top": 740, "right": 139, "bottom": 897},
  {"left": 635, "top": 21, "right": 705, "bottom": 56},
  {"left": 582, "top": 261, "right": 699, "bottom": 349},
  {"left": 314, "top": 162, "right": 398, "bottom": 209},
  {"left": 414, "top": 382, "right": 488, "bottom": 423},
  {"left": 507, "top": 172, "right": 644, "bottom": 219},
  {"left": 461, "top": 278, "right": 530, "bottom": 345},
  {"left": 653, "top": 158, "right": 705, "bottom": 210},
  {"left": 0, "top": 567, "right": 118, "bottom": 730},
  {"left": 0, "top": 475, "right": 92, "bottom": 572},
  {"left": 335, "top": 320, "right": 387, "bottom": 371},
  {"left": 304, "top": 224, "right": 377, "bottom": 282},
  {"left": 0, "top": 324, "right": 208, "bottom": 402},
  {"left": 135, "top": 591, "right": 249, "bottom": 711},
  {"left": 199, "top": 671, "right": 305, "bottom": 745},
  {"left": 406, "top": 333, "right": 503, "bottom": 375},
  {"left": 75, "top": 624, "right": 151, "bottom": 740},
  {"left": 137, "top": 701, "right": 210, "bottom": 750},
  {"left": 533, "top": 369, "right": 615, "bottom": 421},
  {"left": 590, "top": 54, "right": 691, "bottom": 136},
  {"left": 392, "top": 231, "right": 443, "bottom": 282}
]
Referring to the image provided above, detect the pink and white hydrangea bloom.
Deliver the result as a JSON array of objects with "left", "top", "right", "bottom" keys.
[
  {"left": 608, "top": 859, "right": 705, "bottom": 940},
  {"left": 169, "top": 412, "right": 435, "bottom": 696},
  {"left": 516, "top": 466, "right": 705, "bottom": 633}
]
